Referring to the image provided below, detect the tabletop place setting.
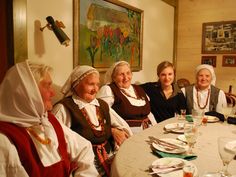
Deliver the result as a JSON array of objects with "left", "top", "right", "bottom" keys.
[
  {"left": 148, "top": 108, "right": 236, "bottom": 177},
  {"left": 111, "top": 107, "right": 236, "bottom": 177}
]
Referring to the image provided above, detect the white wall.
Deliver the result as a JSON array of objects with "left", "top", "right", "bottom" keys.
[{"left": 27, "top": 0, "right": 174, "bottom": 86}]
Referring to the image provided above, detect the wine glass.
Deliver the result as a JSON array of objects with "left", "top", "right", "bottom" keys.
[
  {"left": 192, "top": 109, "right": 204, "bottom": 127},
  {"left": 184, "top": 122, "right": 198, "bottom": 154},
  {"left": 218, "top": 137, "right": 236, "bottom": 177},
  {"left": 222, "top": 104, "right": 233, "bottom": 120}
]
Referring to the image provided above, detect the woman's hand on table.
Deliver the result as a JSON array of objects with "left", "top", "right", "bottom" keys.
[{"left": 111, "top": 128, "right": 129, "bottom": 146}]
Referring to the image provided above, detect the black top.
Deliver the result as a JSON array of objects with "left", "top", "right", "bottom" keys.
[{"left": 140, "top": 82, "right": 187, "bottom": 122}]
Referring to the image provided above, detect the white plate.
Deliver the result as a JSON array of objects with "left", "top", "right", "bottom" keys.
[
  {"left": 206, "top": 116, "right": 219, "bottom": 123},
  {"left": 151, "top": 157, "right": 198, "bottom": 177},
  {"left": 164, "top": 122, "right": 185, "bottom": 133},
  {"left": 152, "top": 138, "right": 187, "bottom": 154}
]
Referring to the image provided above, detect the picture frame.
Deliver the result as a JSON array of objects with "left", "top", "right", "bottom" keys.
[
  {"left": 202, "top": 21, "right": 236, "bottom": 54},
  {"left": 73, "top": 0, "right": 144, "bottom": 71},
  {"left": 222, "top": 55, "right": 236, "bottom": 67},
  {"left": 201, "top": 56, "right": 217, "bottom": 67}
]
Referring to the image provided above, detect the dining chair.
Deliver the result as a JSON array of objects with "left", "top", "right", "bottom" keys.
[{"left": 176, "top": 78, "right": 191, "bottom": 88}]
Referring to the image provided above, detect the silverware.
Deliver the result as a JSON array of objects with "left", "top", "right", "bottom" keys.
[
  {"left": 149, "top": 165, "right": 184, "bottom": 175},
  {"left": 150, "top": 161, "right": 184, "bottom": 169},
  {"left": 154, "top": 138, "right": 185, "bottom": 150}
]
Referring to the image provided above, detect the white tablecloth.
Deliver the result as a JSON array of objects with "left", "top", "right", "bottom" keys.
[{"left": 111, "top": 118, "right": 236, "bottom": 177}]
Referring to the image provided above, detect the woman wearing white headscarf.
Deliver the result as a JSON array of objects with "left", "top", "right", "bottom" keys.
[
  {"left": 0, "top": 60, "right": 99, "bottom": 177},
  {"left": 52, "top": 65, "right": 132, "bottom": 177},
  {"left": 181, "top": 64, "right": 227, "bottom": 114},
  {"left": 96, "top": 61, "right": 157, "bottom": 134}
]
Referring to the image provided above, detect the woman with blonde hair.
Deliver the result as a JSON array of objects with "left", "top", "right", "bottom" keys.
[{"left": 141, "top": 61, "right": 187, "bottom": 122}]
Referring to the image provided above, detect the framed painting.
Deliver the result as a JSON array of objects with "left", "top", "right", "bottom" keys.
[
  {"left": 201, "top": 56, "right": 216, "bottom": 67},
  {"left": 222, "top": 55, "right": 236, "bottom": 67},
  {"left": 73, "top": 0, "right": 143, "bottom": 71},
  {"left": 202, "top": 21, "right": 236, "bottom": 54}
]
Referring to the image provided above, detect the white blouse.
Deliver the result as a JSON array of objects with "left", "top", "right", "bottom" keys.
[
  {"left": 96, "top": 85, "right": 157, "bottom": 126},
  {"left": 181, "top": 86, "right": 227, "bottom": 113},
  {"left": 52, "top": 95, "right": 133, "bottom": 136},
  {"left": 0, "top": 120, "right": 100, "bottom": 177}
]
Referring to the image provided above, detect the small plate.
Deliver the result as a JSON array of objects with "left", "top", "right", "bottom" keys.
[
  {"left": 151, "top": 157, "right": 198, "bottom": 177},
  {"left": 206, "top": 116, "right": 219, "bottom": 123},
  {"left": 164, "top": 123, "right": 185, "bottom": 134},
  {"left": 152, "top": 138, "right": 187, "bottom": 154}
]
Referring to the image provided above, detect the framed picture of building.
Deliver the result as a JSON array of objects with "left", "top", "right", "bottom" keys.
[
  {"left": 73, "top": 0, "right": 144, "bottom": 71},
  {"left": 202, "top": 21, "right": 236, "bottom": 54},
  {"left": 222, "top": 55, "right": 236, "bottom": 67},
  {"left": 201, "top": 56, "right": 217, "bottom": 67}
]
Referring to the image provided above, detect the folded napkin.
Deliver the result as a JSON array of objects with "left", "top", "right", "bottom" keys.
[
  {"left": 153, "top": 150, "right": 197, "bottom": 161},
  {"left": 186, "top": 115, "right": 193, "bottom": 122},
  {"left": 227, "top": 117, "right": 236, "bottom": 124},
  {"left": 205, "top": 111, "right": 225, "bottom": 122}
]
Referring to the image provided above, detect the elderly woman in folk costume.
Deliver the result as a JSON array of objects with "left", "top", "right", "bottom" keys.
[
  {"left": 96, "top": 61, "right": 157, "bottom": 134},
  {"left": 181, "top": 64, "right": 227, "bottom": 114},
  {"left": 0, "top": 60, "right": 99, "bottom": 177},
  {"left": 53, "top": 65, "right": 132, "bottom": 177}
]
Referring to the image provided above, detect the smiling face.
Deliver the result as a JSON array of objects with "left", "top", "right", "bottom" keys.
[
  {"left": 112, "top": 64, "right": 132, "bottom": 89},
  {"left": 74, "top": 72, "right": 100, "bottom": 102},
  {"left": 38, "top": 72, "right": 55, "bottom": 112},
  {"left": 196, "top": 68, "right": 212, "bottom": 90},
  {"left": 158, "top": 66, "right": 175, "bottom": 88}
]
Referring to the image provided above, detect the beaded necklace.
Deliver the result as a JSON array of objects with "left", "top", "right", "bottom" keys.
[
  {"left": 196, "top": 88, "right": 210, "bottom": 109},
  {"left": 80, "top": 106, "right": 105, "bottom": 137},
  {"left": 26, "top": 127, "right": 51, "bottom": 145}
]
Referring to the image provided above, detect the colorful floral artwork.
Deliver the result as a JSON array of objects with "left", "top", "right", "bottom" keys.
[{"left": 74, "top": 0, "right": 143, "bottom": 71}]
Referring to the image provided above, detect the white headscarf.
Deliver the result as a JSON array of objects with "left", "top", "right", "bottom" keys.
[
  {"left": 195, "top": 64, "right": 216, "bottom": 86},
  {"left": 61, "top": 65, "right": 99, "bottom": 97},
  {"left": 104, "top": 61, "right": 130, "bottom": 84},
  {"left": 0, "top": 60, "right": 45, "bottom": 126},
  {"left": 0, "top": 60, "right": 60, "bottom": 166}
]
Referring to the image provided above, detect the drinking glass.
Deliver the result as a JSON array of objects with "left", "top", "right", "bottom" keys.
[
  {"left": 180, "top": 109, "right": 187, "bottom": 120},
  {"left": 192, "top": 109, "right": 204, "bottom": 127},
  {"left": 218, "top": 137, "right": 236, "bottom": 177},
  {"left": 184, "top": 122, "right": 198, "bottom": 154},
  {"left": 222, "top": 104, "right": 233, "bottom": 120},
  {"left": 183, "top": 164, "right": 195, "bottom": 177}
]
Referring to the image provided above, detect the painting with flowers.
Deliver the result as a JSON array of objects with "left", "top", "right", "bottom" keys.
[{"left": 73, "top": 0, "right": 143, "bottom": 71}]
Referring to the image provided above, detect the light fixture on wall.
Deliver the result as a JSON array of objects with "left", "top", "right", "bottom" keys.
[{"left": 40, "top": 16, "right": 70, "bottom": 47}]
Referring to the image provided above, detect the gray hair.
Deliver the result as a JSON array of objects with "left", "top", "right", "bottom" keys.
[{"left": 28, "top": 61, "right": 53, "bottom": 84}]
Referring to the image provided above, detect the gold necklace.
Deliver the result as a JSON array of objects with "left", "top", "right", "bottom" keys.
[
  {"left": 26, "top": 127, "right": 51, "bottom": 145},
  {"left": 196, "top": 88, "right": 210, "bottom": 109}
]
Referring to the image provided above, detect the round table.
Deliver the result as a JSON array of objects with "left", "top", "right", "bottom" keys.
[{"left": 111, "top": 118, "right": 236, "bottom": 177}]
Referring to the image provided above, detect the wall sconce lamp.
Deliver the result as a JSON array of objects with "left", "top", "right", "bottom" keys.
[{"left": 40, "top": 16, "right": 70, "bottom": 47}]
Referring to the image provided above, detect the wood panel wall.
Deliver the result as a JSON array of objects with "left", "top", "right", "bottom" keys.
[{"left": 176, "top": 0, "right": 236, "bottom": 93}]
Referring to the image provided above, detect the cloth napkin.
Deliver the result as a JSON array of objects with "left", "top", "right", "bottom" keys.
[
  {"left": 205, "top": 111, "right": 225, "bottom": 122},
  {"left": 227, "top": 116, "right": 236, "bottom": 124},
  {"left": 152, "top": 150, "right": 197, "bottom": 161},
  {"left": 185, "top": 115, "right": 193, "bottom": 122}
]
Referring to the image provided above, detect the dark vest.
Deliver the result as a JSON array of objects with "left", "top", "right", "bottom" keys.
[
  {"left": 109, "top": 83, "right": 151, "bottom": 120},
  {"left": 185, "top": 84, "right": 220, "bottom": 113},
  {"left": 0, "top": 113, "right": 75, "bottom": 177},
  {"left": 59, "top": 98, "right": 113, "bottom": 153}
]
